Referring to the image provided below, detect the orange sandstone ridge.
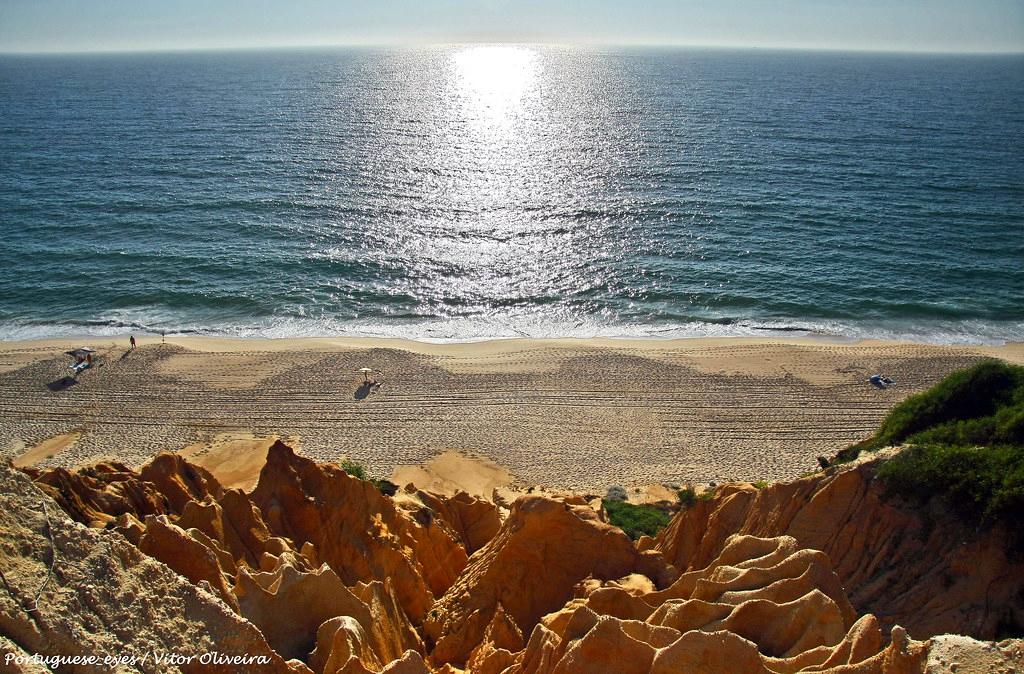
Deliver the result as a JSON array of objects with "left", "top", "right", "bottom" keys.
[{"left": 1, "top": 441, "right": 1021, "bottom": 674}]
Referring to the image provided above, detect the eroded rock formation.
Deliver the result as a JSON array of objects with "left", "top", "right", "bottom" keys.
[
  {"left": 250, "top": 442, "right": 469, "bottom": 624},
  {"left": 468, "top": 534, "right": 930, "bottom": 674},
  {"left": 651, "top": 458, "right": 1024, "bottom": 639},
  {"left": 412, "top": 489, "right": 501, "bottom": 555},
  {"left": 8, "top": 444, "right": 1022, "bottom": 673},
  {"left": 0, "top": 465, "right": 302, "bottom": 673},
  {"left": 423, "top": 495, "right": 658, "bottom": 667}
]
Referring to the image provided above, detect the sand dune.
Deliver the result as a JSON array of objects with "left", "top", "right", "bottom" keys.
[{"left": 1, "top": 336, "right": 1020, "bottom": 492}]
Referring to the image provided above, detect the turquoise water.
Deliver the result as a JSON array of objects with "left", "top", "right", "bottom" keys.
[{"left": 1, "top": 46, "right": 1022, "bottom": 343}]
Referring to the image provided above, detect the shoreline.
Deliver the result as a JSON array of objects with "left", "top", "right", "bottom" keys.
[
  {"left": 2, "top": 314, "right": 1022, "bottom": 349},
  {"left": 2, "top": 335, "right": 1022, "bottom": 492},
  {"left": 3, "top": 332, "right": 1024, "bottom": 355}
]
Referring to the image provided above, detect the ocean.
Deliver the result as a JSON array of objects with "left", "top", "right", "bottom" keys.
[{"left": 1, "top": 46, "right": 1022, "bottom": 343}]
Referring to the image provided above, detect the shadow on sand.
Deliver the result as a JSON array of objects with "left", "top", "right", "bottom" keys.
[
  {"left": 46, "top": 376, "right": 78, "bottom": 392},
  {"left": 354, "top": 382, "right": 373, "bottom": 400}
]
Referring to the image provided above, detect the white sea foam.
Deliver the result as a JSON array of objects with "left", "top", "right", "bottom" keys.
[{"left": 1, "top": 312, "right": 1021, "bottom": 346}]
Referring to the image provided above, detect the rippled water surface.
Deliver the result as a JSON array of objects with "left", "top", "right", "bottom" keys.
[{"left": 1, "top": 47, "right": 1022, "bottom": 342}]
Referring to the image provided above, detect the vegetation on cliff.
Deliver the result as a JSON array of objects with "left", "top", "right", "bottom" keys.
[
  {"left": 601, "top": 499, "right": 671, "bottom": 540},
  {"left": 842, "top": 360, "right": 1024, "bottom": 456},
  {"left": 867, "top": 360, "right": 1024, "bottom": 450},
  {"left": 838, "top": 359, "right": 1024, "bottom": 530},
  {"left": 877, "top": 443, "right": 1023, "bottom": 525},
  {"left": 340, "top": 457, "right": 399, "bottom": 496}
]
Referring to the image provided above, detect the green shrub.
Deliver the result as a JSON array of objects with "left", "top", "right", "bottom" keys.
[
  {"left": 844, "top": 360, "right": 1024, "bottom": 538},
  {"left": 909, "top": 403, "right": 1024, "bottom": 447},
  {"left": 602, "top": 499, "right": 671, "bottom": 540},
  {"left": 833, "top": 443, "right": 868, "bottom": 464},
  {"left": 339, "top": 458, "right": 367, "bottom": 480},
  {"left": 677, "top": 487, "right": 697, "bottom": 508},
  {"left": 338, "top": 459, "right": 398, "bottom": 496},
  {"left": 371, "top": 478, "right": 398, "bottom": 496},
  {"left": 877, "top": 444, "right": 1024, "bottom": 526},
  {"left": 870, "top": 360, "right": 1023, "bottom": 450},
  {"left": 752, "top": 480, "right": 768, "bottom": 489},
  {"left": 839, "top": 360, "right": 1024, "bottom": 463}
]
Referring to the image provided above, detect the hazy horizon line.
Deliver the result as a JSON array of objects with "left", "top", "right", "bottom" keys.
[{"left": 2, "top": 40, "right": 1023, "bottom": 58}]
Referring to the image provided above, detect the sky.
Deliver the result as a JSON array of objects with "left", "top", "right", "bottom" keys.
[{"left": 1, "top": 0, "right": 1022, "bottom": 54}]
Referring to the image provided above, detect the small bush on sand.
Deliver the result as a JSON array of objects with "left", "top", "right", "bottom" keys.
[
  {"left": 338, "top": 460, "right": 396, "bottom": 496},
  {"left": 602, "top": 499, "right": 670, "bottom": 540},
  {"left": 677, "top": 486, "right": 697, "bottom": 508},
  {"left": 339, "top": 458, "right": 368, "bottom": 480}
]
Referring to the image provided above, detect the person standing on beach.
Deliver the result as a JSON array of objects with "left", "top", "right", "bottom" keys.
[{"left": 129, "top": 335, "right": 136, "bottom": 350}]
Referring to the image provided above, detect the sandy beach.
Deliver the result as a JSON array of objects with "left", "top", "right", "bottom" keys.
[{"left": 2, "top": 335, "right": 1021, "bottom": 493}]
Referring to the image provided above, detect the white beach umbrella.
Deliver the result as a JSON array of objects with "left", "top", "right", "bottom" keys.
[{"left": 357, "top": 367, "right": 374, "bottom": 382}]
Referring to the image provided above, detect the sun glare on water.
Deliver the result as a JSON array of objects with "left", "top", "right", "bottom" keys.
[
  {"left": 436, "top": 44, "right": 548, "bottom": 218},
  {"left": 389, "top": 44, "right": 606, "bottom": 330},
  {"left": 452, "top": 45, "right": 539, "bottom": 130}
]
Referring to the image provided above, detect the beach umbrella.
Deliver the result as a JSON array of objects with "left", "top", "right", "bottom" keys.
[{"left": 357, "top": 367, "right": 374, "bottom": 382}]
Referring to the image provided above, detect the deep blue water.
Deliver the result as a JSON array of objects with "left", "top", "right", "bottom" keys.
[{"left": 1, "top": 46, "right": 1022, "bottom": 342}]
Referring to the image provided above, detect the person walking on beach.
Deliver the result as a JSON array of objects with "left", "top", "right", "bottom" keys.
[{"left": 129, "top": 335, "right": 136, "bottom": 350}]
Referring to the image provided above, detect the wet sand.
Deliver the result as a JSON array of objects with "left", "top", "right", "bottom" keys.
[{"left": 1, "top": 335, "right": 1021, "bottom": 492}]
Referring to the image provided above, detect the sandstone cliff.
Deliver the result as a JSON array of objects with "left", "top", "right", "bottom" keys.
[
  {"left": 469, "top": 535, "right": 930, "bottom": 674},
  {"left": 422, "top": 495, "right": 656, "bottom": 667},
  {"left": 0, "top": 465, "right": 302, "bottom": 673},
  {"left": 6, "top": 443, "right": 1022, "bottom": 674},
  {"left": 650, "top": 453, "right": 1024, "bottom": 639},
  {"left": 249, "top": 441, "right": 468, "bottom": 624}
]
